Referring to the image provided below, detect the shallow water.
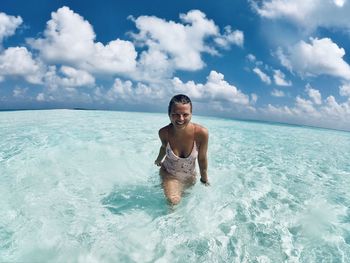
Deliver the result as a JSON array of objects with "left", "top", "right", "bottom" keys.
[{"left": 1, "top": 109, "right": 350, "bottom": 262}]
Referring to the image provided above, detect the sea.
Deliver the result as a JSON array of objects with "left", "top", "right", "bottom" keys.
[{"left": 1, "top": 109, "right": 350, "bottom": 262}]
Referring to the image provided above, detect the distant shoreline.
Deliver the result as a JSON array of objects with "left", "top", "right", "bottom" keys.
[
  {"left": 0, "top": 108, "right": 96, "bottom": 111},
  {"left": 1, "top": 108, "right": 349, "bottom": 134}
]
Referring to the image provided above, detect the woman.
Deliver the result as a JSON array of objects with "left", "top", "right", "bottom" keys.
[{"left": 154, "top": 94, "right": 209, "bottom": 205}]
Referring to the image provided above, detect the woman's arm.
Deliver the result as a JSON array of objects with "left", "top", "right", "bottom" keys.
[
  {"left": 154, "top": 145, "right": 166, "bottom": 166},
  {"left": 197, "top": 126, "right": 209, "bottom": 185},
  {"left": 154, "top": 127, "right": 167, "bottom": 166}
]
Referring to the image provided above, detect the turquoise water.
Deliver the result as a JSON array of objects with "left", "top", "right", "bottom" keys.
[{"left": 1, "top": 109, "right": 350, "bottom": 262}]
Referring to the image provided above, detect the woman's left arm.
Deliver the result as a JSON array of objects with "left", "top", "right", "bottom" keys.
[{"left": 197, "top": 126, "right": 209, "bottom": 186}]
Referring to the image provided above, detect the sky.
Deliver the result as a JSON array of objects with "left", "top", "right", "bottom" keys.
[{"left": 1, "top": 0, "right": 350, "bottom": 131}]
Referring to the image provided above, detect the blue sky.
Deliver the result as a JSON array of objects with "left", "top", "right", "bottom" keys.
[{"left": 1, "top": 0, "right": 350, "bottom": 131}]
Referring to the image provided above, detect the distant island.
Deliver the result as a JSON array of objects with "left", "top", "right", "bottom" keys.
[{"left": 0, "top": 108, "right": 98, "bottom": 111}]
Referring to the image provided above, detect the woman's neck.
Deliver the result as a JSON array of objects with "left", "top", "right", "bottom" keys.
[{"left": 170, "top": 122, "right": 192, "bottom": 136}]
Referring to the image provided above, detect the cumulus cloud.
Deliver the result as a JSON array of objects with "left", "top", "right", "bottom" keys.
[
  {"left": 28, "top": 7, "right": 95, "bottom": 63},
  {"left": 27, "top": 7, "right": 243, "bottom": 84},
  {"left": 261, "top": 91, "right": 350, "bottom": 130},
  {"left": 172, "top": 70, "right": 253, "bottom": 107},
  {"left": 130, "top": 10, "right": 243, "bottom": 73},
  {"left": 253, "top": 67, "right": 271, "bottom": 84},
  {"left": 36, "top": 93, "right": 45, "bottom": 101},
  {"left": 131, "top": 10, "right": 216, "bottom": 71},
  {"left": 36, "top": 92, "right": 55, "bottom": 102},
  {"left": 132, "top": 48, "right": 173, "bottom": 82},
  {"left": 271, "top": 89, "right": 285, "bottom": 97},
  {"left": 214, "top": 26, "right": 244, "bottom": 48},
  {"left": 29, "top": 6, "right": 137, "bottom": 74},
  {"left": 102, "top": 70, "right": 255, "bottom": 113},
  {"left": 246, "top": 54, "right": 256, "bottom": 62},
  {"left": 0, "top": 12, "right": 23, "bottom": 43},
  {"left": 295, "top": 96, "right": 318, "bottom": 115},
  {"left": 251, "top": 93, "right": 258, "bottom": 104},
  {"left": 250, "top": 0, "right": 350, "bottom": 32},
  {"left": 264, "top": 104, "right": 293, "bottom": 116},
  {"left": 31, "top": 65, "right": 96, "bottom": 103},
  {"left": 250, "top": 0, "right": 316, "bottom": 20},
  {"left": 277, "top": 38, "right": 350, "bottom": 80},
  {"left": 91, "top": 40, "right": 137, "bottom": 74},
  {"left": 3, "top": 7, "right": 249, "bottom": 109},
  {"left": 13, "top": 86, "right": 28, "bottom": 98},
  {"left": 322, "top": 95, "right": 350, "bottom": 119},
  {"left": 339, "top": 83, "right": 350, "bottom": 97},
  {"left": 0, "top": 47, "right": 43, "bottom": 84},
  {"left": 273, "top": 69, "right": 292, "bottom": 86},
  {"left": 306, "top": 84, "right": 322, "bottom": 105},
  {"left": 44, "top": 66, "right": 95, "bottom": 89},
  {"left": 106, "top": 78, "right": 164, "bottom": 102}
]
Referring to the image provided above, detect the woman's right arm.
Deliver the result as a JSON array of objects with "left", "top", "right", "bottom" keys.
[{"left": 154, "top": 127, "right": 167, "bottom": 166}]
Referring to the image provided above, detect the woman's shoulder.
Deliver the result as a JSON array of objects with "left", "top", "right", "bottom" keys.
[
  {"left": 158, "top": 124, "right": 170, "bottom": 140},
  {"left": 193, "top": 123, "right": 208, "bottom": 140}
]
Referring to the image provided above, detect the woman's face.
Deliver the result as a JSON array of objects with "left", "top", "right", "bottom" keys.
[{"left": 169, "top": 103, "right": 192, "bottom": 129}]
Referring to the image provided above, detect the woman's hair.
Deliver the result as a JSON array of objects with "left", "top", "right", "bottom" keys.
[{"left": 168, "top": 94, "right": 192, "bottom": 115}]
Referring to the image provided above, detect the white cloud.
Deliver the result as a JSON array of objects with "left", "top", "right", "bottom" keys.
[
  {"left": 13, "top": 86, "right": 28, "bottom": 98},
  {"left": 28, "top": 7, "right": 243, "bottom": 84},
  {"left": 59, "top": 66, "right": 95, "bottom": 87},
  {"left": 322, "top": 95, "right": 350, "bottom": 118},
  {"left": 250, "top": 0, "right": 350, "bottom": 32},
  {"left": 131, "top": 10, "right": 243, "bottom": 72},
  {"left": 339, "top": 84, "right": 350, "bottom": 97},
  {"left": 247, "top": 54, "right": 256, "bottom": 62},
  {"left": 251, "top": 93, "right": 258, "bottom": 104},
  {"left": 172, "top": 70, "right": 252, "bottom": 106},
  {"left": 36, "top": 93, "right": 45, "bottom": 101},
  {"left": 0, "top": 47, "right": 43, "bottom": 84},
  {"left": 253, "top": 67, "right": 271, "bottom": 84},
  {"left": 36, "top": 92, "right": 55, "bottom": 102},
  {"left": 131, "top": 10, "right": 217, "bottom": 71},
  {"left": 306, "top": 84, "right": 322, "bottom": 105},
  {"left": 9, "top": 8, "right": 249, "bottom": 108},
  {"left": 271, "top": 89, "right": 285, "bottom": 97},
  {"left": 106, "top": 78, "right": 165, "bottom": 102},
  {"left": 29, "top": 6, "right": 137, "bottom": 74},
  {"left": 91, "top": 40, "right": 137, "bottom": 74},
  {"left": 273, "top": 69, "right": 292, "bottom": 86},
  {"left": 261, "top": 91, "right": 350, "bottom": 130},
  {"left": 277, "top": 38, "right": 350, "bottom": 80},
  {"left": 44, "top": 66, "right": 95, "bottom": 89},
  {"left": 295, "top": 96, "right": 317, "bottom": 115},
  {"left": 100, "top": 70, "right": 255, "bottom": 113},
  {"left": 214, "top": 26, "right": 244, "bottom": 48},
  {"left": 264, "top": 104, "right": 293, "bottom": 116},
  {"left": 28, "top": 6, "right": 95, "bottom": 63},
  {"left": 132, "top": 48, "right": 173, "bottom": 82},
  {"left": 0, "top": 12, "right": 23, "bottom": 43},
  {"left": 250, "top": 0, "right": 316, "bottom": 20}
]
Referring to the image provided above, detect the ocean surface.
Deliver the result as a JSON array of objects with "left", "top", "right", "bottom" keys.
[{"left": 1, "top": 109, "right": 350, "bottom": 263}]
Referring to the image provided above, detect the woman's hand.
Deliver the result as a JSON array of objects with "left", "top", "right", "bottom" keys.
[{"left": 200, "top": 177, "right": 210, "bottom": 186}]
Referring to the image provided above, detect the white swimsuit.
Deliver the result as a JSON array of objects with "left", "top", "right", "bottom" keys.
[{"left": 162, "top": 141, "right": 198, "bottom": 180}]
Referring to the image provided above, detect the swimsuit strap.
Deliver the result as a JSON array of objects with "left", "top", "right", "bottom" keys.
[{"left": 193, "top": 123, "right": 196, "bottom": 143}]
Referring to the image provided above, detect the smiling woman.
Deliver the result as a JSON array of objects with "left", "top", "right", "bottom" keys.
[{"left": 154, "top": 94, "right": 209, "bottom": 205}]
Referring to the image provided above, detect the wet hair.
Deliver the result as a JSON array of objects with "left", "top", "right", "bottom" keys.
[{"left": 168, "top": 94, "right": 192, "bottom": 115}]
